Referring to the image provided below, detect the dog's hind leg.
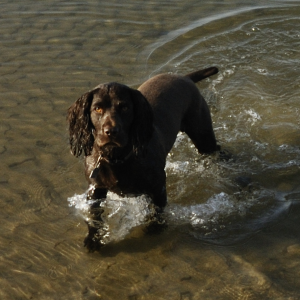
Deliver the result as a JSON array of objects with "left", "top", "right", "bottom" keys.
[{"left": 181, "top": 99, "right": 219, "bottom": 154}]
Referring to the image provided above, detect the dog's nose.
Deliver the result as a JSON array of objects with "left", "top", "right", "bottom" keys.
[{"left": 104, "top": 126, "right": 119, "bottom": 137}]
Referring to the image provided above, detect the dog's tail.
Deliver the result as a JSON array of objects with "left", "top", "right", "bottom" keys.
[{"left": 185, "top": 67, "right": 218, "bottom": 83}]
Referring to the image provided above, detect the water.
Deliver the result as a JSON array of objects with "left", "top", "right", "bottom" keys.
[
  {"left": 1, "top": 0, "right": 300, "bottom": 299},
  {"left": 68, "top": 191, "right": 158, "bottom": 245}
]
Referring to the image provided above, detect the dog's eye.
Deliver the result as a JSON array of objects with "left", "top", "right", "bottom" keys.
[
  {"left": 95, "top": 107, "right": 103, "bottom": 114},
  {"left": 119, "top": 104, "right": 128, "bottom": 112}
]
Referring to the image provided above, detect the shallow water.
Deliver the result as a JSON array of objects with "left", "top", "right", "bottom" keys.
[{"left": 1, "top": 0, "right": 300, "bottom": 299}]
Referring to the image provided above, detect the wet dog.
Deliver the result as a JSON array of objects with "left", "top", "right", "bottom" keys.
[{"left": 67, "top": 67, "right": 219, "bottom": 250}]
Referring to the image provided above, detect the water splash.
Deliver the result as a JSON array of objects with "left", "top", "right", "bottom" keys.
[
  {"left": 67, "top": 132, "right": 295, "bottom": 246},
  {"left": 68, "top": 191, "right": 157, "bottom": 244},
  {"left": 166, "top": 190, "right": 291, "bottom": 244},
  {"left": 68, "top": 187, "right": 291, "bottom": 246},
  {"left": 245, "top": 109, "right": 261, "bottom": 126}
]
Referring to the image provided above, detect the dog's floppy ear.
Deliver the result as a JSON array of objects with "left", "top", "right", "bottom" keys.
[
  {"left": 67, "top": 90, "right": 96, "bottom": 157},
  {"left": 130, "top": 89, "right": 153, "bottom": 157}
]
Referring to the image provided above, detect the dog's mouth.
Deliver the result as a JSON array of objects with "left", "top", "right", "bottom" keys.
[
  {"left": 100, "top": 142, "right": 120, "bottom": 152},
  {"left": 99, "top": 141, "right": 133, "bottom": 163},
  {"left": 99, "top": 139, "right": 127, "bottom": 152},
  {"left": 104, "top": 141, "right": 120, "bottom": 147},
  {"left": 97, "top": 136, "right": 126, "bottom": 148},
  {"left": 95, "top": 132, "right": 130, "bottom": 159}
]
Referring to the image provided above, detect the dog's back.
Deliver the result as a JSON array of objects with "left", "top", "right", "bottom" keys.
[{"left": 138, "top": 67, "right": 219, "bottom": 156}]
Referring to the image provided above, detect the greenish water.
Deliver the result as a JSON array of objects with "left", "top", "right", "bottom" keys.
[{"left": 0, "top": 1, "right": 300, "bottom": 299}]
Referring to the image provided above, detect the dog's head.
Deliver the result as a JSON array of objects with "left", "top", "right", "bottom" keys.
[{"left": 67, "top": 83, "right": 153, "bottom": 158}]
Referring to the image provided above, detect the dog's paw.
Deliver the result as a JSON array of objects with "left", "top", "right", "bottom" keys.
[
  {"left": 144, "top": 209, "right": 167, "bottom": 235},
  {"left": 84, "top": 222, "right": 105, "bottom": 252}
]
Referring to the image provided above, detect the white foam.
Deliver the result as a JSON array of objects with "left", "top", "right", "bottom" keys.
[
  {"left": 210, "top": 68, "right": 236, "bottom": 92},
  {"left": 245, "top": 109, "right": 261, "bottom": 125},
  {"left": 166, "top": 192, "right": 251, "bottom": 226},
  {"left": 68, "top": 187, "right": 291, "bottom": 245},
  {"left": 98, "top": 193, "right": 156, "bottom": 244},
  {"left": 68, "top": 191, "right": 157, "bottom": 244},
  {"left": 165, "top": 161, "right": 190, "bottom": 174},
  {"left": 68, "top": 191, "right": 90, "bottom": 213},
  {"left": 68, "top": 190, "right": 254, "bottom": 244},
  {"left": 172, "top": 132, "right": 186, "bottom": 148}
]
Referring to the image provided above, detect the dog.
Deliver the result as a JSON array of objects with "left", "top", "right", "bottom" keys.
[{"left": 67, "top": 67, "right": 219, "bottom": 250}]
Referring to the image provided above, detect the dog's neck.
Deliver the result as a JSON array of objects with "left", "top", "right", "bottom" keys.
[
  {"left": 95, "top": 143, "right": 133, "bottom": 165},
  {"left": 89, "top": 144, "right": 134, "bottom": 179},
  {"left": 99, "top": 148, "right": 134, "bottom": 165},
  {"left": 102, "top": 142, "right": 134, "bottom": 161}
]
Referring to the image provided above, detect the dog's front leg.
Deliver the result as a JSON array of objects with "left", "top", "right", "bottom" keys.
[
  {"left": 84, "top": 186, "right": 107, "bottom": 251},
  {"left": 87, "top": 185, "right": 107, "bottom": 200},
  {"left": 143, "top": 177, "right": 168, "bottom": 234}
]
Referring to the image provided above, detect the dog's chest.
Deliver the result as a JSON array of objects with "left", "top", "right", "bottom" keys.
[{"left": 94, "top": 160, "right": 155, "bottom": 195}]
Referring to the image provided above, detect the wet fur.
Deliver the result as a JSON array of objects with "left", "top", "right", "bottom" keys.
[{"left": 67, "top": 67, "right": 219, "bottom": 250}]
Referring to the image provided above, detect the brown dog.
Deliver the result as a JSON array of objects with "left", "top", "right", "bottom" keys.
[{"left": 68, "top": 67, "right": 219, "bottom": 250}]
